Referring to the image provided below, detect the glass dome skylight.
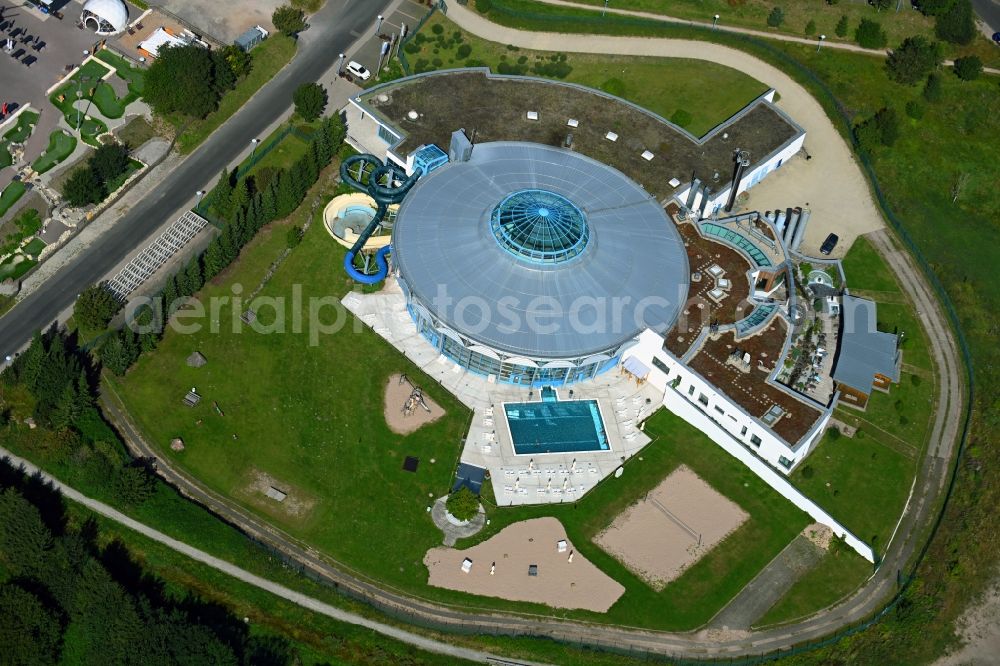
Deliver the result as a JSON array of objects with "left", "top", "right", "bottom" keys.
[{"left": 490, "top": 189, "right": 590, "bottom": 265}]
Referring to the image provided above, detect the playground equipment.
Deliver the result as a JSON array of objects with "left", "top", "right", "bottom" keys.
[
  {"left": 339, "top": 154, "right": 421, "bottom": 284},
  {"left": 399, "top": 373, "right": 431, "bottom": 417}
]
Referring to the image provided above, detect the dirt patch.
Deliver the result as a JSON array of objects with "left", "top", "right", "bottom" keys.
[
  {"left": 595, "top": 465, "right": 748, "bottom": 590},
  {"left": 384, "top": 373, "right": 444, "bottom": 435},
  {"left": 936, "top": 579, "right": 1000, "bottom": 666},
  {"left": 235, "top": 467, "right": 317, "bottom": 521},
  {"left": 802, "top": 522, "right": 833, "bottom": 550},
  {"left": 424, "top": 517, "right": 624, "bottom": 612}
]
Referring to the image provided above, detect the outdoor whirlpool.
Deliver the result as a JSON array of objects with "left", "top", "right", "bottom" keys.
[
  {"left": 504, "top": 389, "right": 610, "bottom": 455},
  {"left": 322, "top": 192, "right": 397, "bottom": 250}
]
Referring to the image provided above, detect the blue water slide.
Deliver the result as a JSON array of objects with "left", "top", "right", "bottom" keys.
[{"left": 339, "top": 154, "right": 421, "bottom": 283}]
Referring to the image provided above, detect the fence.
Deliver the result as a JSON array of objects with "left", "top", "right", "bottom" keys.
[
  {"left": 469, "top": 0, "right": 976, "bottom": 661},
  {"left": 397, "top": 3, "right": 442, "bottom": 75}
]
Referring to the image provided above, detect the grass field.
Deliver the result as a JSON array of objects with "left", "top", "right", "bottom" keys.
[
  {"left": 21, "top": 237, "right": 46, "bottom": 258},
  {"left": 175, "top": 35, "right": 297, "bottom": 153},
  {"left": 0, "top": 252, "right": 36, "bottom": 281},
  {"left": 114, "top": 116, "right": 159, "bottom": 149},
  {"left": 0, "top": 142, "right": 11, "bottom": 169},
  {"left": 31, "top": 131, "right": 78, "bottom": 174},
  {"left": 79, "top": 117, "right": 109, "bottom": 148},
  {"left": 398, "top": 13, "right": 769, "bottom": 137},
  {"left": 0, "top": 180, "right": 26, "bottom": 217},
  {"left": 756, "top": 543, "right": 872, "bottom": 627},
  {"left": 49, "top": 60, "right": 116, "bottom": 128},
  {"left": 2, "top": 110, "right": 38, "bottom": 142}
]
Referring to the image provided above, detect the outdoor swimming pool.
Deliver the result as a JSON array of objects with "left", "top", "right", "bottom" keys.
[{"left": 504, "top": 396, "right": 610, "bottom": 455}]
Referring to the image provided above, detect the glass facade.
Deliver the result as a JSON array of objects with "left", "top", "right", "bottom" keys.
[
  {"left": 407, "top": 304, "right": 618, "bottom": 386},
  {"left": 490, "top": 189, "right": 590, "bottom": 265}
]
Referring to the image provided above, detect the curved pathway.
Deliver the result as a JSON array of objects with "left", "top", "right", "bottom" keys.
[
  {"left": 443, "top": 0, "right": 885, "bottom": 257},
  {"left": 531, "top": 0, "right": 1000, "bottom": 73},
  {"left": 0, "top": 444, "right": 536, "bottom": 666},
  {"left": 83, "top": 8, "right": 967, "bottom": 663}
]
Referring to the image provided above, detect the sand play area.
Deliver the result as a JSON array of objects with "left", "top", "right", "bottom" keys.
[
  {"left": 595, "top": 465, "right": 748, "bottom": 590},
  {"left": 423, "top": 517, "right": 624, "bottom": 612},
  {"left": 384, "top": 374, "right": 444, "bottom": 435}
]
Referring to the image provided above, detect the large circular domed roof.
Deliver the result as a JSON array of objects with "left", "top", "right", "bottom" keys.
[
  {"left": 82, "top": 0, "right": 129, "bottom": 34},
  {"left": 392, "top": 142, "right": 690, "bottom": 360}
]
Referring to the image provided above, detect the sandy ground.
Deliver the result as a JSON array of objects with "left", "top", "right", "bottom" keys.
[
  {"left": 236, "top": 467, "right": 316, "bottom": 520},
  {"left": 444, "top": 3, "right": 886, "bottom": 259},
  {"left": 935, "top": 580, "right": 1000, "bottom": 666},
  {"left": 595, "top": 465, "right": 748, "bottom": 590},
  {"left": 802, "top": 523, "right": 833, "bottom": 551},
  {"left": 384, "top": 373, "right": 444, "bottom": 435},
  {"left": 423, "top": 517, "right": 624, "bottom": 612}
]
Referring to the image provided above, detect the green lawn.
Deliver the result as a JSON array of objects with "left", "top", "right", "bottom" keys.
[
  {"left": 755, "top": 543, "right": 872, "bottom": 627},
  {"left": 0, "top": 252, "right": 36, "bottom": 281},
  {"left": 0, "top": 180, "right": 26, "bottom": 217},
  {"left": 49, "top": 60, "right": 116, "bottom": 128},
  {"left": 79, "top": 117, "right": 109, "bottom": 148},
  {"left": 115, "top": 116, "right": 159, "bottom": 149},
  {"left": 398, "top": 13, "right": 769, "bottom": 137},
  {"left": 95, "top": 49, "right": 147, "bottom": 95},
  {"left": 0, "top": 142, "right": 11, "bottom": 169},
  {"left": 842, "top": 235, "right": 900, "bottom": 294},
  {"left": 175, "top": 35, "right": 297, "bottom": 153},
  {"left": 1, "top": 110, "right": 39, "bottom": 142},
  {"left": 21, "top": 237, "right": 46, "bottom": 258},
  {"left": 31, "top": 131, "right": 78, "bottom": 174},
  {"left": 92, "top": 82, "right": 128, "bottom": 118},
  {"left": 246, "top": 130, "right": 312, "bottom": 175}
]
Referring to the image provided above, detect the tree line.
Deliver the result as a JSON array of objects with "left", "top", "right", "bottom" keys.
[{"left": 92, "top": 115, "right": 346, "bottom": 376}]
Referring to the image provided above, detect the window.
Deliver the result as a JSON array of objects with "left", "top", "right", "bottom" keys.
[
  {"left": 651, "top": 356, "right": 670, "bottom": 375},
  {"left": 714, "top": 405, "right": 724, "bottom": 415},
  {"left": 688, "top": 385, "right": 696, "bottom": 396},
  {"left": 750, "top": 434, "right": 762, "bottom": 447},
  {"left": 740, "top": 426, "right": 748, "bottom": 436},
  {"left": 778, "top": 456, "right": 793, "bottom": 469},
  {"left": 377, "top": 125, "right": 396, "bottom": 144},
  {"left": 698, "top": 393, "right": 709, "bottom": 406}
]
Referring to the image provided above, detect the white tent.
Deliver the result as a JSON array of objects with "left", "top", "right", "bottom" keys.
[{"left": 81, "top": 0, "right": 129, "bottom": 35}]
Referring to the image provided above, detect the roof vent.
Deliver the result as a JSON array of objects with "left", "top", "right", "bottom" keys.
[
  {"left": 641, "top": 150, "right": 654, "bottom": 161},
  {"left": 407, "top": 110, "right": 418, "bottom": 121},
  {"left": 605, "top": 131, "right": 618, "bottom": 142},
  {"left": 526, "top": 111, "right": 539, "bottom": 121}
]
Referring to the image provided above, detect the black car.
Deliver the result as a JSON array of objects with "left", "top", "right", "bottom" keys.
[
  {"left": 993, "top": 32, "right": 1000, "bottom": 45},
  {"left": 820, "top": 233, "right": 839, "bottom": 255}
]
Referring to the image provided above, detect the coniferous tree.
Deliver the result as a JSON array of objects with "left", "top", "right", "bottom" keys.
[{"left": 214, "top": 168, "right": 234, "bottom": 219}]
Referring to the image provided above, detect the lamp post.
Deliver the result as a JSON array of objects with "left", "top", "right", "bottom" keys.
[
  {"left": 195, "top": 190, "right": 205, "bottom": 208},
  {"left": 337, "top": 52, "right": 345, "bottom": 75},
  {"left": 75, "top": 76, "right": 90, "bottom": 129},
  {"left": 602, "top": 0, "right": 609, "bottom": 17},
  {"left": 713, "top": 14, "right": 720, "bottom": 30},
  {"left": 250, "top": 138, "right": 260, "bottom": 159},
  {"left": 375, "top": 14, "right": 383, "bottom": 36},
  {"left": 817, "top": 34, "right": 826, "bottom": 52}
]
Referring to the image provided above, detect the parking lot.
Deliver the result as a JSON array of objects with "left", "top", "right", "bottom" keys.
[
  {"left": 0, "top": 2, "right": 99, "bottom": 117},
  {"left": 345, "top": 0, "right": 427, "bottom": 80},
  {"left": 145, "top": 0, "right": 285, "bottom": 44}
]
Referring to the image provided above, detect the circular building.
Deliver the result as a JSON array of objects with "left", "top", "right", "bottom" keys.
[
  {"left": 81, "top": 0, "right": 129, "bottom": 35},
  {"left": 392, "top": 142, "right": 689, "bottom": 386}
]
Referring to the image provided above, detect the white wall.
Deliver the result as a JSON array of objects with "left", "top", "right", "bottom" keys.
[{"left": 624, "top": 330, "right": 873, "bottom": 562}]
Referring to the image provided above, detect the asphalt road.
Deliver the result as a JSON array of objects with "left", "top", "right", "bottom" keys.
[
  {"left": 0, "top": 0, "right": 390, "bottom": 358},
  {"left": 972, "top": 0, "right": 1000, "bottom": 34}
]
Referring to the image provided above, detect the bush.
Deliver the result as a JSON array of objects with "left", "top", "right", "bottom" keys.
[
  {"left": 855, "top": 19, "right": 888, "bottom": 49},
  {"left": 431, "top": 23, "right": 444, "bottom": 35},
  {"left": 272, "top": 5, "right": 307, "bottom": 36},
  {"left": 767, "top": 7, "right": 784, "bottom": 27},
  {"left": 905, "top": 99, "right": 925, "bottom": 120},
  {"left": 286, "top": 225, "right": 303, "bottom": 248},
  {"left": 935, "top": 0, "right": 975, "bottom": 45},
  {"left": 885, "top": 36, "right": 941, "bottom": 86},
  {"left": 403, "top": 41, "right": 420, "bottom": 54},
  {"left": 475, "top": 0, "right": 492, "bottom": 13},
  {"left": 62, "top": 168, "right": 104, "bottom": 207},
  {"left": 446, "top": 487, "right": 480, "bottom": 521},
  {"left": 143, "top": 45, "right": 219, "bottom": 118},
  {"left": 801, "top": 465, "right": 815, "bottom": 479},
  {"left": 835, "top": 15, "right": 849, "bottom": 38},
  {"left": 456, "top": 43, "right": 472, "bottom": 59},
  {"left": 805, "top": 19, "right": 816, "bottom": 36},
  {"left": 829, "top": 427, "right": 842, "bottom": 441},
  {"left": 292, "top": 82, "right": 327, "bottom": 122},
  {"left": 953, "top": 55, "right": 982, "bottom": 81},
  {"left": 923, "top": 72, "right": 942, "bottom": 102},
  {"left": 602, "top": 78, "right": 627, "bottom": 97}
]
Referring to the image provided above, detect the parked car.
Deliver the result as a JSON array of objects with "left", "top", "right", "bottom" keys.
[
  {"left": 820, "top": 233, "right": 839, "bottom": 255},
  {"left": 345, "top": 60, "right": 371, "bottom": 81},
  {"left": 993, "top": 32, "right": 1000, "bottom": 45}
]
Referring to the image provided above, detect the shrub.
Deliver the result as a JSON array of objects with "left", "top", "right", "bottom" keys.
[
  {"left": 476, "top": 0, "right": 492, "bottom": 13},
  {"left": 403, "top": 41, "right": 420, "bottom": 54},
  {"left": 431, "top": 23, "right": 444, "bottom": 35},
  {"left": 293, "top": 83, "right": 327, "bottom": 121},
  {"left": 801, "top": 465, "right": 815, "bottom": 479},
  {"left": 272, "top": 5, "right": 307, "bottom": 36},
  {"left": 885, "top": 36, "right": 942, "bottom": 85},
  {"left": 74, "top": 282, "right": 122, "bottom": 332},
  {"left": 855, "top": 19, "right": 888, "bottom": 49},
  {"left": 923, "top": 72, "right": 942, "bottom": 102},
  {"left": 905, "top": 99, "right": 925, "bottom": 120},
  {"left": 835, "top": 15, "right": 849, "bottom": 38},
  {"left": 829, "top": 427, "right": 842, "bottom": 440},
  {"left": 456, "top": 43, "right": 472, "bottom": 59},
  {"left": 62, "top": 168, "right": 104, "bottom": 207},
  {"left": 431, "top": 58, "right": 443, "bottom": 68},
  {"left": 446, "top": 487, "right": 480, "bottom": 521},
  {"left": 805, "top": 19, "right": 816, "bottom": 36},
  {"left": 767, "top": 7, "right": 784, "bottom": 27},
  {"left": 911, "top": 373, "right": 923, "bottom": 386},
  {"left": 935, "top": 0, "right": 975, "bottom": 45},
  {"left": 953, "top": 55, "right": 982, "bottom": 81},
  {"left": 286, "top": 225, "right": 303, "bottom": 248}
]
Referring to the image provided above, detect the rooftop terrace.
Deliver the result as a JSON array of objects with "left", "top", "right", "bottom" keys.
[
  {"left": 687, "top": 319, "right": 823, "bottom": 446},
  {"left": 358, "top": 70, "right": 801, "bottom": 202}
]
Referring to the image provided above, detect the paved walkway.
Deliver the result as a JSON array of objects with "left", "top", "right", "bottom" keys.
[
  {"left": 709, "top": 533, "right": 826, "bottom": 631},
  {"left": 0, "top": 445, "right": 538, "bottom": 666},
  {"left": 431, "top": 496, "right": 486, "bottom": 546},
  {"left": 531, "top": 0, "right": 1000, "bottom": 73},
  {"left": 441, "top": 1, "right": 884, "bottom": 257}
]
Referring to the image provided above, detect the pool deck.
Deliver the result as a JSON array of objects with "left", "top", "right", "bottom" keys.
[{"left": 343, "top": 277, "right": 663, "bottom": 506}]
